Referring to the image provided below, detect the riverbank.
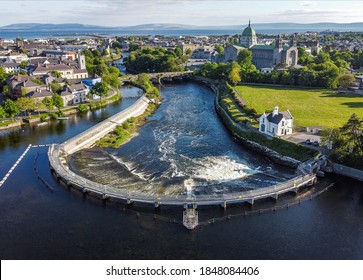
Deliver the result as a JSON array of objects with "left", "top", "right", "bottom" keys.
[
  {"left": 191, "top": 76, "right": 318, "bottom": 168},
  {"left": 0, "top": 88, "right": 121, "bottom": 132},
  {"left": 96, "top": 101, "right": 159, "bottom": 148}
]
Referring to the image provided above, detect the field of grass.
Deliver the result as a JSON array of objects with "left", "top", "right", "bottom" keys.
[{"left": 235, "top": 85, "right": 363, "bottom": 128}]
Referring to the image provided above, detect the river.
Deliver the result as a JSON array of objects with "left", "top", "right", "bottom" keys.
[{"left": 0, "top": 83, "right": 362, "bottom": 260}]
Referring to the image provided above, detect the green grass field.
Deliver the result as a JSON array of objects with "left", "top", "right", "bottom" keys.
[{"left": 235, "top": 85, "right": 363, "bottom": 128}]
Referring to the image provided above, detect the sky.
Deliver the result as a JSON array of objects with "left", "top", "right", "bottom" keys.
[{"left": 0, "top": 0, "right": 362, "bottom": 27}]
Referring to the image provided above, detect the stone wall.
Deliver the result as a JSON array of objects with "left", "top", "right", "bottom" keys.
[
  {"left": 333, "top": 163, "right": 363, "bottom": 182},
  {"left": 191, "top": 76, "right": 301, "bottom": 168}
]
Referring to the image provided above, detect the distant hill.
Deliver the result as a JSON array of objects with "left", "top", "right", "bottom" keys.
[
  {"left": 1, "top": 22, "right": 363, "bottom": 32},
  {"left": 0, "top": 23, "right": 106, "bottom": 30}
]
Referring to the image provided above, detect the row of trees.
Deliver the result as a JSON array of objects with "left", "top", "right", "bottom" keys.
[
  {"left": 196, "top": 48, "right": 354, "bottom": 88},
  {"left": 0, "top": 94, "right": 64, "bottom": 119},
  {"left": 321, "top": 114, "right": 363, "bottom": 169},
  {"left": 124, "top": 47, "right": 186, "bottom": 73},
  {"left": 82, "top": 49, "right": 122, "bottom": 89}
]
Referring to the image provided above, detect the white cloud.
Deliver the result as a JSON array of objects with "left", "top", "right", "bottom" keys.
[{"left": 300, "top": 1, "right": 317, "bottom": 7}]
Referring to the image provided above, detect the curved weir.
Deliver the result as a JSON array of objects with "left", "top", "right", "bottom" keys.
[{"left": 48, "top": 82, "right": 317, "bottom": 229}]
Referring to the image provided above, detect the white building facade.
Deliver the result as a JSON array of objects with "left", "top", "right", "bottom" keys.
[{"left": 259, "top": 106, "right": 293, "bottom": 137}]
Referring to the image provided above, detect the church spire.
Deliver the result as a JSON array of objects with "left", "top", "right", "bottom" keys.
[{"left": 248, "top": 19, "right": 251, "bottom": 27}]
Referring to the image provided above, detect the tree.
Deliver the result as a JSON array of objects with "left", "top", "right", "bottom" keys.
[
  {"left": 228, "top": 63, "right": 241, "bottom": 85},
  {"left": 237, "top": 49, "right": 252, "bottom": 65},
  {"left": 34, "top": 99, "right": 46, "bottom": 115},
  {"left": 102, "top": 48, "right": 109, "bottom": 56},
  {"left": 42, "top": 97, "right": 53, "bottom": 111},
  {"left": 3, "top": 99, "right": 20, "bottom": 119},
  {"left": 174, "top": 48, "right": 183, "bottom": 58},
  {"left": 185, "top": 48, "right": 192, "bottom": 56},
  {"left": 92, "top": 49, "right": 102, "bottom": 57},
  {"left": 93, "top": 60, "right": 109, "bottom": 77},
  {"left": 340, "top": 113, "right": 363, "bottom": 153},
  {"left": 338, "top": 73, "right": 355, "bottom": 88},
  {"left": 215, "top": 45, "right": 224, "bottom": 55},
  {"left": 297, "top": 46, "right": 309, "bottom": 65},
  {"left": 0, "top": 106, "right": 6, "bottom": 119},
  {"left": 16, "top": 97, "right": 35, "bottom": 116},
  {"left": 49, "top": 70, "right": 62, "bottom": 78},
  {"left": 115, "top": 47, "right": 121, "bottom": 56},
  {"left": 19, "top": 61, "right": 28, "bottom": 69},
  {"left": 315, "top": 51, "right": 331, "bottom": 64},
  {"left": 50, "top": 82, "right": 62, "bottom": 94},
  {"left": 2, "top": 85, "right": 11, "bottom": 96},
  {"left": 52, "top": 93, "right": 64, "bottom": 112},
  {"left": 90, "top": 81, "right": 109, "bottom": 101}
]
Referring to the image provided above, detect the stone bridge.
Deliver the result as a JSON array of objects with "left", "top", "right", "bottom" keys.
[{"left": 120, "top": 71, "right": 193, "bottom": 84}]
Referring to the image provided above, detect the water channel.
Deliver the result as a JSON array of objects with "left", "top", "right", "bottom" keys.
[
  {"left": 68, "top": 83, "right": 294, "bottom": 197},
  {"left": 0, "top": 83, "right": 363, "bottom": 259}
]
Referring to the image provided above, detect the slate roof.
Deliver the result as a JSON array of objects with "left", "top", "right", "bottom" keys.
[
  {"left": 250, "top": 45, "right": 275, "bottom": 50},
  {"left": 33, "top": 63, "right": 71, "bottom": 73},
  {"left": 27, "top": 89, "right": 53, "bottom": 98},
  {"left": 0, "top": 62, "right": 20, "bottom": 67},
  {"left": 266, "top": 110, "right": 293, "bottom": 124},
  {"left": 228, "top": 45, "right": 246, "bottom": 51},
  {"left": 60, "top": 90, "right": 72, "bottom": 96},
  {"left": 73, "top": 68, "right": 88, "bottom": 74},
  {"left": 68, "top": 83, "right": 87, "bottom": 92}
]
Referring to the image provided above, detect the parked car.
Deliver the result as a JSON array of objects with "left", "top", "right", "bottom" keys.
[
  {"left": 305, "top": 139, "right": 311, "bottom": 145},
  {"left": 313, "top": 140, "right": 320, "bottom": 146}
]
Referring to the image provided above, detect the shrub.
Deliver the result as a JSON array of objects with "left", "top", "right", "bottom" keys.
[
  {"left": 77, "top": 104, "right": 89, "bottom": 114},
  {"left": 49, "top": 112, "right": 58, "bottom": 119},
  {"left": 40, "top": 114, "right": 47, "bottom": 122}
]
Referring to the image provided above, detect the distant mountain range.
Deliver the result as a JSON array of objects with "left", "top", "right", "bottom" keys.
[{"left": 1, "top": 22, "right": 363, "bottom": 32}]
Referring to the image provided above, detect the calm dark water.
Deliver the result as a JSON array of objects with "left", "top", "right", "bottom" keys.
[{"left": 0, "top": 83, "right": 363, "bottom": 260}]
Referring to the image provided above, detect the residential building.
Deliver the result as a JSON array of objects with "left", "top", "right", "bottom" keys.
[{"left": 259, "top": 106, "right": 294, "bottom": 137}]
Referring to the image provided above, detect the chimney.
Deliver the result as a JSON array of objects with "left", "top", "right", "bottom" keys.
[{"left": 272, "top": 106, "right": 279, "bottom": 117}]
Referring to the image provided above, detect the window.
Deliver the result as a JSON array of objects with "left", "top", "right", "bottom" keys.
[{"left": 282, "top": 121, "right": 284, "bottom": 126}]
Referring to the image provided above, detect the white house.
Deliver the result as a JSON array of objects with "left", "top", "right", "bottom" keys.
[{"left": 259, "top": 106, "right": 293, "bottom": 137}]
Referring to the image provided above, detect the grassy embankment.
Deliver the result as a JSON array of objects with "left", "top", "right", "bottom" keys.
[
  {"left": 96, "top": 74, "right": 160, "bottom": 149},
  {"left": 217, "top": 82, "right": 318, "bottom": 162},
  {"left": 234, "top": 85, "right": 363, "bottom": 128},
  {"left": 96, "top": 102, "right": 157, "bottom": 148}
]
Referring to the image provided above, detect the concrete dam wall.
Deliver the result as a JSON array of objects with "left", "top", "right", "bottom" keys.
[{"left": 61, "top": 95, "right": 150, "bottom": 155}]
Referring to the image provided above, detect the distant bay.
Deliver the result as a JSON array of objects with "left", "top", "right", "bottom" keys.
[{"left": 2, "top": 26, "right": 363, "bottom": 40}]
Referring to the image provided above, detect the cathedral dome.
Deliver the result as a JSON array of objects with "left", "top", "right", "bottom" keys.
[
  {"left": 240, "top": 20, "right": 257, "bottom": 48},
  {"left": 242, "top": 21, "right": 256, "bottom": 37}
]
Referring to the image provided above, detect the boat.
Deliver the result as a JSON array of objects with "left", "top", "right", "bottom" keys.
[
  {"left": 56, "top": 117, "right": 70, "bottom": 120},
  {"left": 37, "top": 122, "right": 48, "bottom": 127}
]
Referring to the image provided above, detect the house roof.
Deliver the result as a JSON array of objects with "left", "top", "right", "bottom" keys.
[
  {"left": 1, "top": 62, "right": 20, "bottom": 68},
  {"left": 21, "top": 80, "right": 41, "bottom": 88},
  {"left": 250, "top": 45, "right": 275, "bottom": 50},
  {"left": 68, "top": 83, "right": 87, "bottom": 92},
  {"left": 60, "top": 90, "right": 72, "bottom": 96},
  {"left": 27, "top": 89, "right": 53, "bottom": 98},
  {"left": 266, "top": 110, "right": 293, "bottom": 124},
  {"left": 73, "top": 68, "right": 88, "bottom": 74},
  {"left": 33, "top": 63, "right": 72, "bottom": 73}
]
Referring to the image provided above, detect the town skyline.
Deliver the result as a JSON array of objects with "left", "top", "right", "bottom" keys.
[{"left": 1, "top": 0, "right": 362, "bottom": 27}]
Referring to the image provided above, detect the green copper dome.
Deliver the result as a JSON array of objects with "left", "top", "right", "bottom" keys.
[{"left": 242, "top": 20, "right": 256, "bottom": 37}]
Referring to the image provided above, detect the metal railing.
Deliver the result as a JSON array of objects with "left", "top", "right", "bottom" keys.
[{"left": 49, "top": 144, "right": 316, "bottom": 206}]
